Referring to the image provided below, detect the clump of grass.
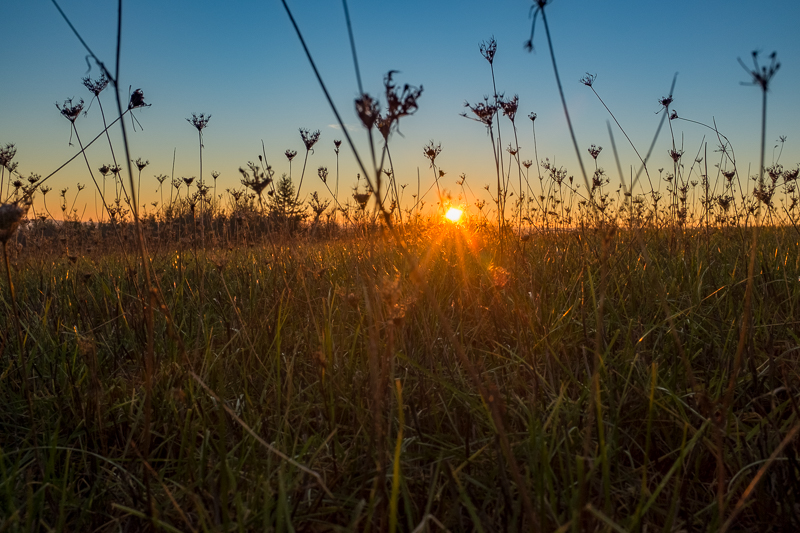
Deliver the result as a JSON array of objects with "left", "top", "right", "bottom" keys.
[{"left": 4, "top": 219, "right": 800, "bottom": 530}]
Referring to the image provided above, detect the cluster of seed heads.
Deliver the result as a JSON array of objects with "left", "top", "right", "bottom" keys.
[
  {"left": 0, "top": 200, "right": 30, "bottom": 243},
  {"left": 462, "top": 98, "right": 498, "bottom": 130},
  {"left": 187, "top": 113, "right": 211, "bottom": 132},
  {"left": 300, "top": 129, "right": 320, "bottom": 151}
]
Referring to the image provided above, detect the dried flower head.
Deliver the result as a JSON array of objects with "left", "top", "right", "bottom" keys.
[
  {"left": 580, "top": 73, "right": 596, "bottom": 87},
  {"left": 739, "top": 50, "right": 780, "bottom": 91},
  {"left": 668, "top": 149, "right": 683, "bottom": 163},
  {"left": 0, "top": 200, "right": 30, "bottom": 243},
  {"left": 300, "top": 128, "right": 320, "bottom": 151},
  {"left": 499, "top": 94, "right": 519, "bottom": 122},
  {"left": 187, "top": 113, "right": 211, "bottom": 132},
  {"left": 285, "top": 150, "right": 297, "bottom": 162},
  {"left": 57, "top": 98, "right": 84, "bottom": 123},
  {"left": 588, "top": 145, "right": 602, "bottom": 159},
  {"left": 376, "top": 116, "right": 392, "bottom": 140},
  {"left": 239, "top": 165, "right": 271, "bottom": 195},
  {"left": 355, "top": 93, "right": 380, "bottom": 130},
  {"left": 334, "top": 139, "right": 342, "bottom": 154},
  {"left": 480, "top": 36, "right": 497, "bottom": 65},
  {"left": 783, "top": 167, "right": 799, "bottom": 183},
  {"left": 129, "top": 89, "right": 148, "bottom": 109},
  {"left": 353, "top": 192, "right": 371, "bottom": 210},
  {"left": 462, "top": 98, "right": 498, "bottom": 131},
  {"left": 318, "top": 166, "right": 328, "bottom": 183},
  {"left": 252, "top": 179, "right": 270, "bottom": 196},
  {"left": 0, "top": 144, "right": 17, "bottom": 169},
  {"left": 380, "top": 70, "right": 423, "bottom": 139},
  {"left": 658, "top": 96, "right": 674, "bottom": 109},
  {"left": 134, "top": 158, "right": 149, "bottom": 171},
  {"left": 423, "top": 141, "right": 442, "bottom": 167},
  {"left": 82, "top": 75, "right": 109, "bottom": 97},
  {"left": 528, "top": 112, "right": 537, "bottom": 122}
]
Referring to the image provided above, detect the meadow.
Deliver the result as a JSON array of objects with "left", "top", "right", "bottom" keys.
[{"left": 1, "top": 1, "right": 800, "bottom": 531}]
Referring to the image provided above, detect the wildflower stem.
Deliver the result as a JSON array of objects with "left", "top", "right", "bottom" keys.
[
  {"left": 279, "top": 0, "right": 380, "bottom": 220},
  {"left": 295, "top": 149, "right": 309, "bottom": 202},
  {"left": 341, "top": 0, "right": 379, "bottom": 184},
  {"left": 589, "top": 86, "right": 653, "bottom": 192},
  {"left": 3, "top": 240, "right": 33, "bottom": 420},
  {"left": 36, "top": 111, "right": 128, "bottom": 190},
  {"left": 96, "top": 98, "right": 126, "bottom": 220},
  {"left": 107, "top": 0, "right": 156, "bottom": 517},
  {"left": 71, "top": 125, "right": 126, "bottom": 250},
  {"left": 539, "top": 6, "right": 589, "bottom": 192},
  {"left": 385, "top": 145, "right": 402, "bottom": 224}
]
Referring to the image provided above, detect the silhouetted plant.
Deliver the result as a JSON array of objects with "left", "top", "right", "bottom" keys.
[
  {"left": 295, "top": 128, "right": 320, "bottom": 201},
  {"left": 268, "top": 174, "right": 306, "bottom": 232}
]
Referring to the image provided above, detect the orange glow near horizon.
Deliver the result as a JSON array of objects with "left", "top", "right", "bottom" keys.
[{"left": 445, "top": 207, "right": 463, "bottom": 223}]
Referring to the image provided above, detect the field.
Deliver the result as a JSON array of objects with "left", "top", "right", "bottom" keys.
[
  {"left": 1, "top": 201, "right": 799, "bottom": 532},
  {"left": 2, "top": 2, "right": 800, "bottom": 532}
]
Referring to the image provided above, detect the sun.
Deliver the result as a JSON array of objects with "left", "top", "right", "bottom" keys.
[{"left": 445, "top": 207, "right": 463, "bottom": 223}]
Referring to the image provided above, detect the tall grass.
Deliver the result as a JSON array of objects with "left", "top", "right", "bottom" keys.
[{"left": 2, "top": 220, "right": 800, "bottom": 530}]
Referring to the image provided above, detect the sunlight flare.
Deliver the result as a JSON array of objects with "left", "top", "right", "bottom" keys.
[{"left": 445, "top": 207, "right": 463, "bottom": 223}]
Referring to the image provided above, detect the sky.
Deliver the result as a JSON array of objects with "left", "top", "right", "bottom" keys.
[{"left": 2, "top": 0, "right": 800, "bottom": 220}]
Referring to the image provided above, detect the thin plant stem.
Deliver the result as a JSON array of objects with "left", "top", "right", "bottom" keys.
[
  {"left": 3, "top": 241, "right": 34, "bottom": 430},
  {"left": 539, "top": 5, "right": 589, "bottom": 192}
]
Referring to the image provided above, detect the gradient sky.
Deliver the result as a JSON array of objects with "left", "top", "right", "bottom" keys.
[{"left": 2, "top": 0, "right": 799, "bottom": 219}]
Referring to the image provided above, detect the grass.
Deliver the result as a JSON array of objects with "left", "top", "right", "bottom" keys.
[{"left": 1, "top": 218, "right": 799, "bottom": 531}]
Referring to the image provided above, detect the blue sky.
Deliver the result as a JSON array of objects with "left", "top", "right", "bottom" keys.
[{"left": 2, "top": 0, "right": 799, "bottom": 218}]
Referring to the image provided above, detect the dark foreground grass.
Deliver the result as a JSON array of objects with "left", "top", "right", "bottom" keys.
[{"left": 1, "top": 221, "right": 799, "bottom": 531}]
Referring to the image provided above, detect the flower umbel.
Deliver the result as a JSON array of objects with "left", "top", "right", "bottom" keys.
[
  {"left": 461, "top": 98, "right": 498, "bottom": 131},
  {"left": 57, "top": 98, "right": 84, "bottom": 123},
  {"left": 82, "top": 75, "right": 109, "bottom": 97},
  {"left": 187, "top": 113, "right": 211, "bottom": 132},
  {"left": 378, "top": 71, "right": 423, "bottom": 139},
  {"left": 355, "top": 93, "right": 380, "bottom": 130},
  {"left": 739, "top": 51, "right": 780, "bottom": 91},
  {"left": 0, "top": 144, "right": 16, "bottom": 170},
  {"left": 129, "top": 89, "right": 148, "bottom": 109},
  {"left": 300, "top": 128, "right": 320, "bottom": 151},
  {"left": 580, "top": 73, "right": 596, "bottom": 87},
  {"left": 499, "top": 94, "right": 519, "bottom": 122},
  {"left": 0, "top": 200, "right": 30, "bottom": 243},
  {"left": 423, "top": 141, "right": 442, "bottom": 167},
  {"left": 480, "top": 36, "right": 497, "bottom": 65}
]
